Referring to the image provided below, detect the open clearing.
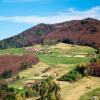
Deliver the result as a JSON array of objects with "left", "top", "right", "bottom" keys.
[
  {"left": 0, "top": 48, "right": 26, "bottom": 55},
  {"left": 37, "top": 54, "right": 90, "bottom": 64},
  {"left": 80, "top": 86, "right": 100, "bottom": 100},
  {"left": 36, "top": 43, "right": 96, "bottom": 64},
  {"left": 7, "top": 43, "right": 98, "bottom": 100},
  {"left": 59, "top": 77, "right": 100, "bottom": 100},
  {"left": 10, "top": 62, "right": 49, "bottom": 89},
  {"left": 10, "top": 62, "right": 74, "bottom": 89}
]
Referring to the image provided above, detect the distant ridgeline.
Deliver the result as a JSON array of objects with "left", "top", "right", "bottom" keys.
[{"left": 0, "top": 18, "right": 100, "bottom": 49}]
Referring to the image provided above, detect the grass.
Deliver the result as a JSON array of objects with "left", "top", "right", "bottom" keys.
[
  {"left": 66, "top": 46, "right": 96, "bottom": 54},
  {"left": 58, "top": 68, "right": 83, "bottom": 82},
  {"left": 10, "top": 62, "right": 74, "bottom": 89},
  {"left": 36, "top": 43, "right": 96, "bottom": 64},
  {"left": 7, "top": 43, "right": 97, "bottom": 99},
  {"left": 37, "top": 54, "right": 90, "bottom": 64},
  {"left": 80, "top": 87, "right": 100, "bottom": 100},
  {"left": 50, "top": 43, "right": 96, "bottom": 54},
  {"left": 9, "top": 62, "right": 49, "bottom": 89},
  {"left": 0, "top": 48, "right": 26, "bottom": 55},
  {"left": 60, "top": 77, "right": 100, "bottom": 100}
]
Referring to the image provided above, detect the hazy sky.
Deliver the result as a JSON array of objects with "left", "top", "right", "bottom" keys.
[{"left": 0, "top": 0, "right": 100, "bottom": 40}]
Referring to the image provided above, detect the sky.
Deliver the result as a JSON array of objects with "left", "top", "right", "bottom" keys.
[{"left": 0, "top": 0, "right": 100, "bottom": 40}]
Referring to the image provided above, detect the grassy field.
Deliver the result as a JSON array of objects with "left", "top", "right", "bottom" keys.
[
  {"left": 10, "top": 62, "right": 74, "bottom": 89},
  {"left": 0, "top": 48, "right": 26, "bottom": 55},
  {"left": 59, "top": 77, "right": 100, "bottom": 100},
  {"left": 10, "top": 62, "right": 49, "bottom": 89},
  {"left": 36, "top": 43, "right": 96, "bottom": 64},
  {"left": 49, "top": 43, "right": 96, "bottom": 54},
  {"left": 7, "top": 43, "right": 98, "bottom": 100},
  {"left": 37, "top": 54, "right": 90, "bottom": 64},
  {"left": 80, "top": 87, "right": 100, "bottom": 100}
]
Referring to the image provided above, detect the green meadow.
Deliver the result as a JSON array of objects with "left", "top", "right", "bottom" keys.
[{"left": 0, "top": 48, "right": 26, "bottom": 55}]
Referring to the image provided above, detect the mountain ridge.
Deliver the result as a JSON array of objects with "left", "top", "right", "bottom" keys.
[{"left": 0, "top": 18, "right": 100, "bottom": 49}]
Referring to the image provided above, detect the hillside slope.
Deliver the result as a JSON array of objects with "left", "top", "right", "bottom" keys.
[
  {"left": 0, "top": 18, "right": 100, "bottom": 49},
  {"left": 0, "top": 55, "right": 39, "bottom": 75}
]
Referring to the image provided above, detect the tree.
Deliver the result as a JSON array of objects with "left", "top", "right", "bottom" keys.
[
  {"left": 90, "top": 58, "right": 97, "bottom": 63},
  {"left": 25, "top": 88, "right": 33, "bottom": 98},
  {"left": 33, "top": 76, "right": 61, "bottom": 100},
  {"left": 2, "top": 70, "right": 12, "bottom": 79},
  {"left": 95, "top": 48, "right": 100, "bottom": 59},
  {"left": 4, "top": 95, "right": 16, "bottom": 100},
  {"left": 20, "top": 62, "right": 32, "bottom": 70}
]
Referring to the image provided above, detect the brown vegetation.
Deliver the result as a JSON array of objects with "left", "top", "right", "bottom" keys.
[
  {"left": 0, "top": 55, "right": 39, "bottom": 76},
  {"left": 87, "top": 61, "right": 100, "bottom": 76},
  {"left": 0, "top": 18, "right": 100, "bottom": 48}
]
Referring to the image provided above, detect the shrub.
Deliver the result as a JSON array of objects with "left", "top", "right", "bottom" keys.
[
  {"left": 20, "top": 62, "right": 32, "bottom": 70},
  {"left": 58, "top": 70, "right": 83, "bottom": 82},
  {"left": 32, "top": 76, "right": 61, "bottom": 100},
  {"left": 58, "top": 65, "right": 86, "bottom": 82},
  {"left": 2, "top": 70, "right": 12, "bottom": 79}
]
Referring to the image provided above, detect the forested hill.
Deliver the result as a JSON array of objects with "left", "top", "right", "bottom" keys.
[{"left": 0, "top": 18, "right": 100, "bottom": 49}]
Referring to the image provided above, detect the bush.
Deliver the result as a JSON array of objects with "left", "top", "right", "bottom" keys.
[
  {"left": 58, "top": 70, "right": 83, "bottom": 82},
  {"left": 2, "top": 70, "right": 12, "bottom": 79},
  {"left": 32, "top": 76, "right": 61, "bottom": 100},
  {"left": 58, "top": 65, "right": 86, "bottom": 82},
  {"left": 20, "top": 62, "right": 32, "bottom": 70}
]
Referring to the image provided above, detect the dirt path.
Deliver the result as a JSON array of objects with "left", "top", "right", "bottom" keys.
[{"left": 59, "top": 77, "right": 100, "bottom": 100}]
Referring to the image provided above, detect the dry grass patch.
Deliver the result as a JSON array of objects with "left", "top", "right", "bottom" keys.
[
  {"left": 50, "top": 43, "right": 72, "bottom": 49},
  {"left": 59, "top": 76, "right": 100, "bottom": 100}
]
